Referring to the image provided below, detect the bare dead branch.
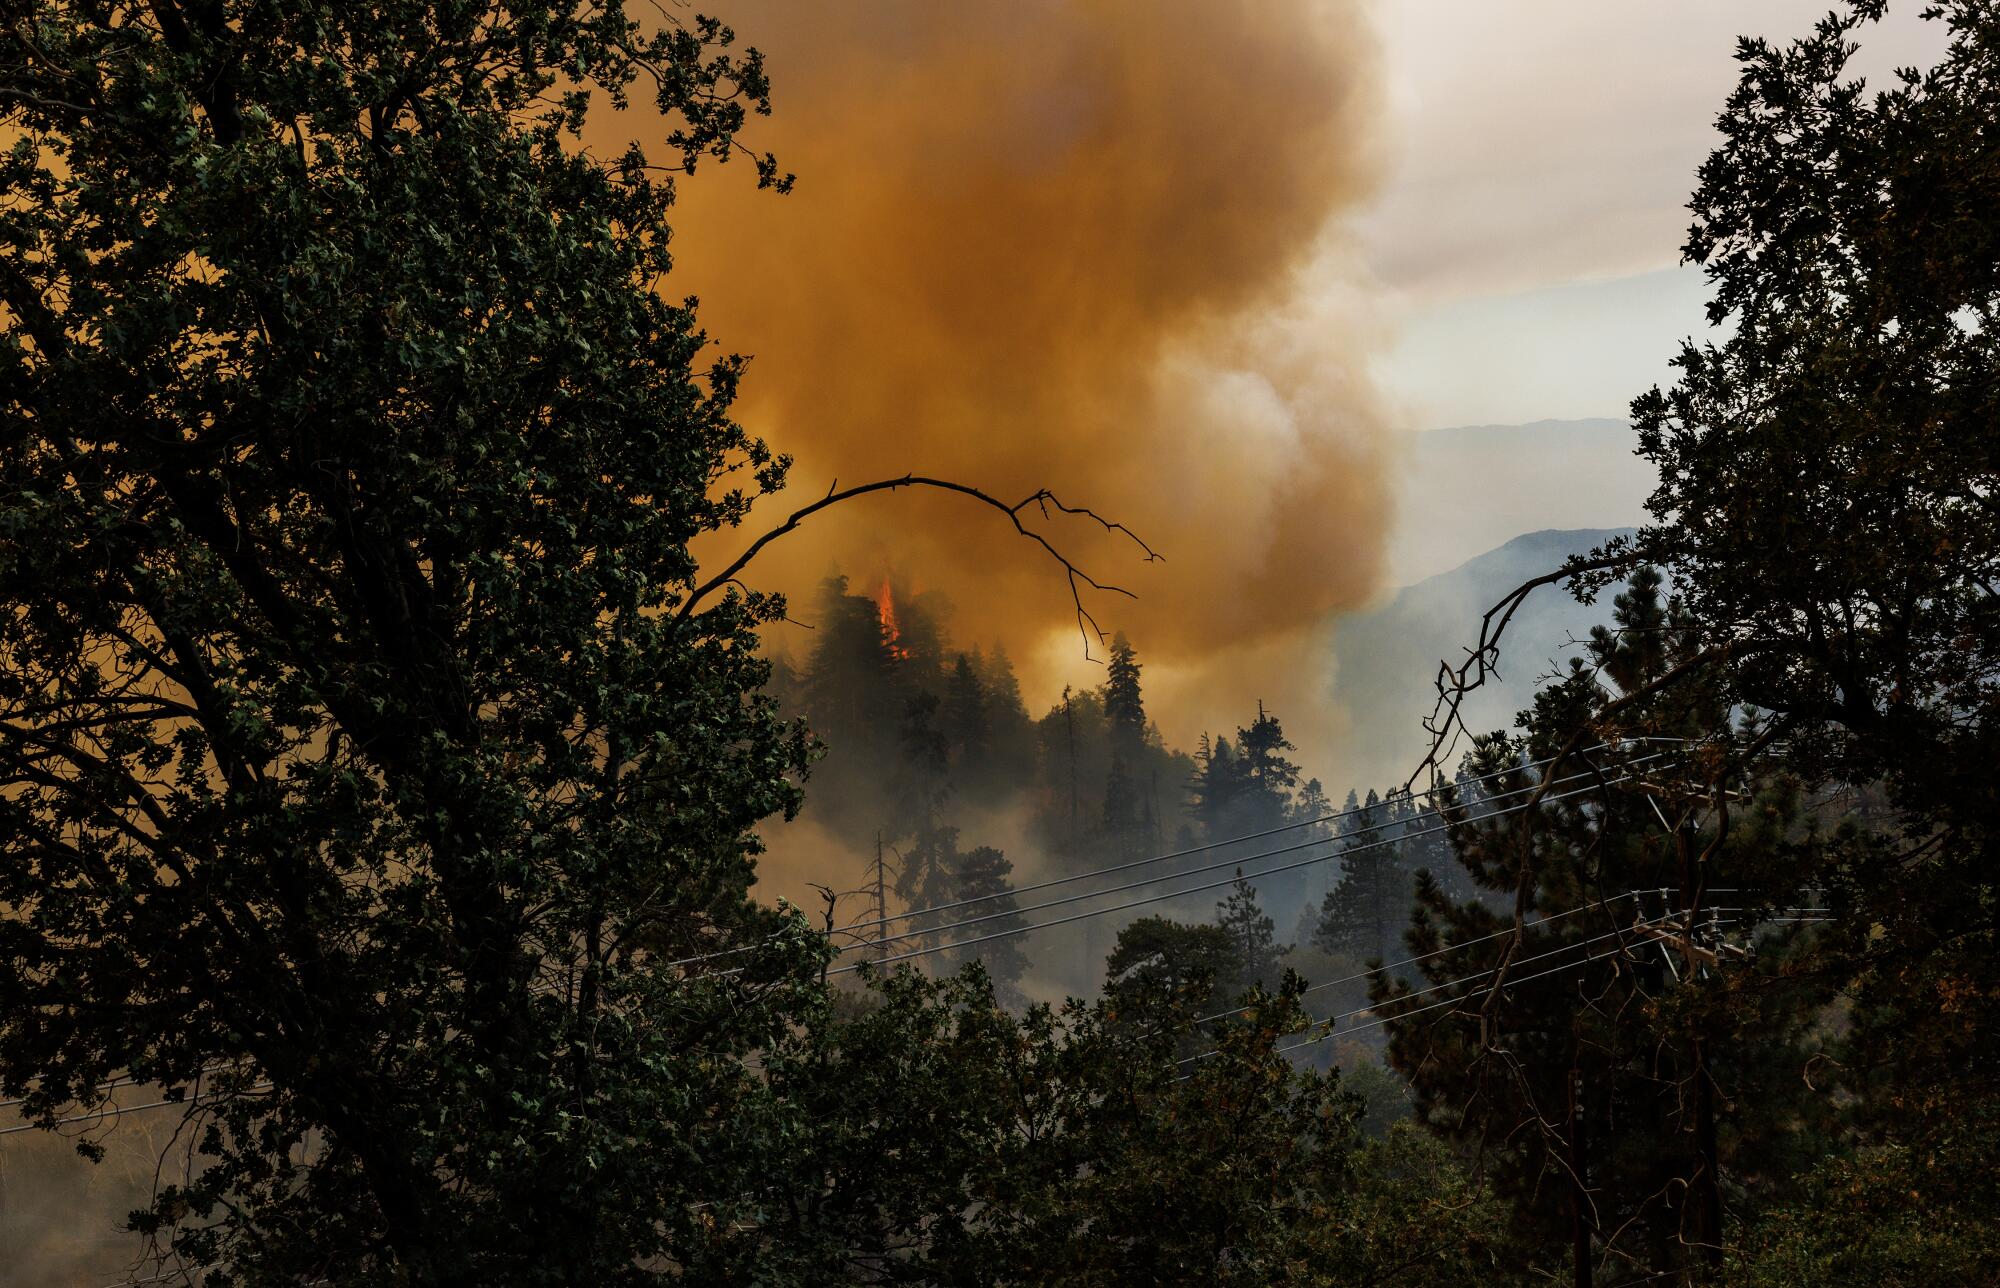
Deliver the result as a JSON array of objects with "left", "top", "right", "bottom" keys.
[
  {"left": 679, "top": 475, "right": 1159, "bottom": 660},
  {"left": 1404, "top": 554, "right": 1639, "bottom": 793}
]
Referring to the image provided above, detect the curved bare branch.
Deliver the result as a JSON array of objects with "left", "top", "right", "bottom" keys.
[
  {"left": 679, "top": 475, "right": 1160, "bottom": 660},
  {"left": 1403, "top": 553, "right": 1640, "bottom": 793}
]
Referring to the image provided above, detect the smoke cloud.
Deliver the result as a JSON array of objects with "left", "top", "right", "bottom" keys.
[{"left": 659, "top": 0, "right": 1393, "bottom": 753}]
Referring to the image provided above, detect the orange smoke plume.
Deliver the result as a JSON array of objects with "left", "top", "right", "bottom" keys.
[{"left": 656, "top": 1, "right": 1394, "bottom": 747}]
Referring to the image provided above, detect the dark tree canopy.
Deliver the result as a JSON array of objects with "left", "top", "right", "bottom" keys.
[
  {"left": 1608, "top": 0, "right": 2000, "bottom": 1129},
  {"left": 1386, "top": 574, "right": 1827, "bottom": 1281},
  {"left": 1312, "top": 789, "right": 1415, "bottom": 968},
  {"left": 1626, "top": 1, "right": 2000, "bottom": 790},
  {"left": 0, "top": 2, "right": 814, "bottom": 1279},
  {"left": 1102, "top": 915, "right": 1240, "bottom": 1028},
  {"left": 1394, "top": 5, "right": 2000, "bottom": 1278}
]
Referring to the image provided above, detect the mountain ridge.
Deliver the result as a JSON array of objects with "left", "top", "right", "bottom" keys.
[
  {"left": 1333, "top": 526, "right": 1637, "bottom": 789},
  {"left": 1384, "top": 417, "right": 1654, "bottom": 586}
]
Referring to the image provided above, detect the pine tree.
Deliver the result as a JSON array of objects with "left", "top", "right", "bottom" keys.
[
  {"left": 1612, "top": 2, "right": 2000, "bottom": 1196},
  {"left": 795, "top": 574, "right": 934, "bottom": 840},
  {"left": 1295, "top": 778, "right": 1333, "bottom": 830},
  {"left": 942, "top": 653, "right": 991, "bottom": 779},
  {"left": 1102, "top": 754, "right": 1141, "bottom": 855},
  {"left": 1188, "top": 735, "right": 1245, "bottom": 840},
  {"left": 1103, "top": 633, "right": 1146, "bottom": 759},
  {"left": 1314, "top": 790, "right": 1410, "bottom": 966},
  {"left": 1293, "top": 778, "right": 1338, "bottom": 937},
  {"left": 936, "top": 845, "right": 1029, "bottom": 1009},
  {"left": 892, "top": 691, "right": 959, "bottom": 953},
  {"left": 1216, "top": 871, "right": 1284, "bottom": 995},
  {"left": 1381, "top": 572, "right": 1828, "bottom": 1281},
  {"left": 1101, "top": 633, "right": 1149, "bottom": 861},
  {"left": 1237, "top": 702, "right": 1302, "bottom": 823},
  {"left": 1394, "top": 781, "right": 1479, "bottom": 907},
  {"left": 802, "top": 575, "right": 899, "bottom": 747},
  {"left": 975, "top": 642, "right": 1038, "bottom": 794},
  {"left": 979, "top": 643, "right": 1029, "bottom": 722}
]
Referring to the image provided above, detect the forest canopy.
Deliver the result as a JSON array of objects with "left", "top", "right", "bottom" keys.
[{"left": 2, "top": 1, "right": 1996, "bottom": 1285}]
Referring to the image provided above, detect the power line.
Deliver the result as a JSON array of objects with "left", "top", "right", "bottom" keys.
[
  {"left": 4, "top": 741, "right": 1757, "bottom": 1124},
  {"left": 1265, "top": 905, "right": 1830, "bottom": 1063},
  {"left": 0, "top": 1064, "right": 244, "bottom": 1112},
  {"left": 2, "top": 746, "right": 1763, "bottom": 1121},
  {"left": 97, "top": 1265, "right": 213, "bottom": 1288},
  {"left": 0, "top": 1083, "right": 274, "bottom": 1137},
  {"left": 13, "top": 904, "right": 1826, "bottom": 1134},
  {"left": 828, "top": 774, "right": 1647, "bottom": 977},
  {"left": 829, "top": 737, "right": 1794, "bottom": 976},
  {"left": 1189, "top": 894, "right": 1647, "bottom": 1028},
  {"left": 827, "top": 773, "right": 1644, "bottom": 978},
  {"left": 97, "top": 1266, "right": 330, "bottom": 1288},
  {"left": 838, "top": 744, "right": 1655, "bottom": 937},
  {"left": 1283, "top": 929, "right": 1687, "bottom": 1060},
  {"left": 843, "top": 753, "right": 1675, "bottom": 960},
  {"left": 0, "top": 1072, "right": 150, "bottom": 1113},
  {"left": 1187, "top": 893, "right": 1822, "bottom": 1030},
  {"left": 1179, "top": 895, "right": 1833, "bottom": 1072},
  {"left": 1181, "top": 914, "right": 1686, "bottom": 1069},
  {"left": 671, "top": 741, "right": 1682, "bottom": 969}
]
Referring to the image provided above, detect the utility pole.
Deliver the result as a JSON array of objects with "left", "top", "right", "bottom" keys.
[
  {"left": 1374, "top": 843, "right": 1389, "bottom": 966},
  {"left": 1065, "top": 686, "right": 1096, "bottom": 975},
  {"left": 1568, "top": 1041, "right": 1593, "bottom": 1288},
  {"left": 871, "top": 830, "right": 889, "bottom": 960},
  {"left": 1063, "top": 686, "right": 1079, "bottom": 855},
  {"left": 1677, "top": 809, "right": 1724, "bottom": 1279}
]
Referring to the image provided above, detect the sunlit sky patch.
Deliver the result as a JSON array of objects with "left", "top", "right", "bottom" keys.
[{"left": 1361, "top": 0, "right": 1947, "bottom": 430}]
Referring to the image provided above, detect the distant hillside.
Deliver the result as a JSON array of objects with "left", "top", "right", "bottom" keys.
[
  {"left": 1332, "top": 527, "right": 1634, "bottom": 789},
  {"left": 1385, "top": 418, "right": 1654, "bottom": 585}
]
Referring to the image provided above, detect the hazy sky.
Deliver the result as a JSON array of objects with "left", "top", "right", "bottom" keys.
[{"left": 1362, "top": 1, "right": 1948, "bottom": 430}]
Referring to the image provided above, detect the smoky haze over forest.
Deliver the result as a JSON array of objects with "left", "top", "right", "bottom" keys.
[
  {"left": 656, "top": 0, "right": 1396, "bottom": 756},
  {"left": 746, "top": 413, "right": 1656, "bottom": 1000},
  {"left": 754, "top": 565, "right": 1541, "bottom": 1005}
]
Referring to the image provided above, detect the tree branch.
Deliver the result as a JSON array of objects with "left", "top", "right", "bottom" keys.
[
  {"left": 678, "top": 475, "right": 1159, "bottom": 660},
  {"left": 1404, "top": 553, "right": 1641, "bottom": 792}
]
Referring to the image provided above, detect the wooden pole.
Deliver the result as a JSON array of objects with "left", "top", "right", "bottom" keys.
[
  {"left": 1569, "top": 1049, "right": 1593, "bottom": 1288},
  {"left": 1677, "top": 813, "right": 1724, "bottom": 1278}
]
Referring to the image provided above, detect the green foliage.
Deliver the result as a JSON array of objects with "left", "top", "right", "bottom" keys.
[
  {"left": 1312, "top": 788, "right": 1416, "bottom": 967},
  {"left": 1102, "top": 633, "right": 1146, "bottom": 759},
  {"left": 1609, "top": 0, "right": 2000, "bottom": 1135},
  {"left": 934, "top": 844, "right": 1030, "bottom": 1006},
  {"left": 1102, "top": 915, "right": 1240, "bottom": 1029},
  {"left": 1729, "top": 1123, "right": 2000, "bottom": 1287},
  {"left": 1314, "top": 1122, "right": 1506, "bottom": 1286},
  {"left": 944, "top": 653, "right": 992, "bottom": 773},
  {"left": 10, "top": 0, "right": 1995, "bottom": 1281},
  {"left": 1215, "top": 871, "right": 1286, "bottom": 993},
  {"left": 756, "top": 966, "right": 1501, "bottom": 1287},
  {"left": 1375, "top": 10, "right": 2000, "bottom": 1275},
  {"left": 1387, "top": 573, "right": 1833, "bottom": 1281},
  {"left": 1098, "top": 634, "right": 1156, "bottom": 863},
  {"left": 1189, "top": 704, "right": 1303, "bottom": 843},
  {"left": 0, "top": 2, "right": 811, "bottom": 1279},
  {"left": 1339, "top": 1058, "right": 1415, "bottom": 1141}
]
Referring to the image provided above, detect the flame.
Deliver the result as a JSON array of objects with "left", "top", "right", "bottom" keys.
[{"left": 873, "top": 578, "right": 911, "bottom": 662}]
